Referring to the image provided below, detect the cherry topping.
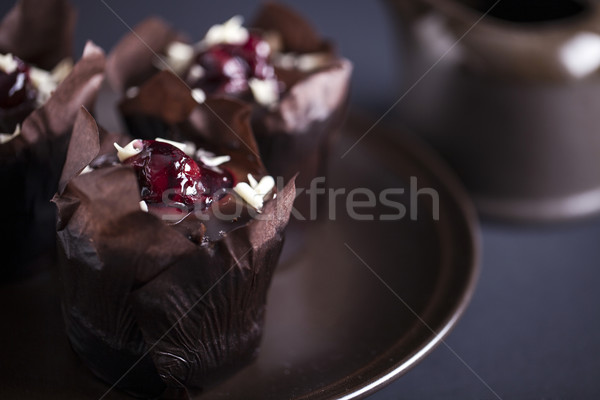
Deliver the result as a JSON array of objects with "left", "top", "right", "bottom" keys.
[
  {"left": 240, "top": 33, "right": 275, "bottom": 80},
  {"left": 0, "top": 56, "right": 38, "bottom": 132},
  {"left": 194, "top": 46, "right": 249, "bottom": 94},
  {"left": 188, "top": 33, "right": 276, "bottom": 96},
  {"left": 123, "top": 140, "right": 233, "bottom": 211}
]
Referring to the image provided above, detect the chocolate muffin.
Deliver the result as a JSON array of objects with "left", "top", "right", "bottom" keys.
[{"left": 53, "top": 88, "right": 296, "bottom": 397}]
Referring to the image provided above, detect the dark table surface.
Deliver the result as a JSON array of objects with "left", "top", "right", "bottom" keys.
[{"left": 3, "top": 0, "right": 600, "bottom": 398}]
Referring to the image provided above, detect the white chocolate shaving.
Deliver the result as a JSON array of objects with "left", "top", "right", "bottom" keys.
[
  {"left": 155, "top": 137, "right": 185, "bottom": 151},
  {"left": 0, "top": 124, "right": 21, "bottom": 144},
  {"left": 233, "top": 174, "right": 275, "bottom": 212},
  {"left": 29, "top": 67, "right": 58, "bottom": 106},
  {"left": 247, "top": 173, "right": 258, "bottom": 188},
  {"left": 248, "top": 78, "right": 279, "bottom": 106},
  {"left": 184, "top": 141, "right": 197, "bottom": 157},
  {"left": 254, "top": 175, "right": 275, "bottom": 195},
  {"left": 195, "top": 148, "right": 231, "bottom": 167},
  {"left": 114, "top": 140, "right": 143, "bottom": 162},
  {"left": 273, "top": 52, "right": 332, "bottom": 72},
  {"left": 139, "top": 200, "right": 149, "bottom": 213},
  {"left": 50, "top": 58, "right": 74, "bottom": 83},
  {"left": 234, "top": 183, "right": 262, "bottom": 210},
  {"left": 191, "top": 88, "right": 206, "bottom": 104},
  {"left": 79, "top": 165, "right": 93, "bottom": 175},
  {"left": 187, "top": 64, "right": 205, "bottom": 81},
  {"left": 155, "top": 137, "right": 196, "bottom": 156},
  {"left": 182, "top": 141, "right": 197, "bottom": 157},
  {"left": 30, "top": 58, "right": 72, "bottom": 106},
  {"left": 164, "top": 41, "right": 195, "bottom": 75},
  {"left": 202, "top": 16, "right": 249, "bottom": 47},
  {"left": 201, "top": 154, "right": 230, "bottom": 167},
  {"left": 0, "top": 53, "right": 18, "bottom": 73},
  {"left": 297, "top": 52, "right": 332, "bottom": 71}
]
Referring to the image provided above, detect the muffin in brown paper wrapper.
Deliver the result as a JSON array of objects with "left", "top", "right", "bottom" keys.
[
  {"left": 0, "top": 42, "right": 105, "bottom": 278},
  {"left": 106, "top": 3, "right": 351, "bottom": 215},
  {"left": 0, "top": 0, "right": 75, "bottom": 70},
  {"left": 251, "top": 3, "right": 352, "bottom": 212},
  {"left": 53, "top": 94, "right": 296, "bottom": 397}
]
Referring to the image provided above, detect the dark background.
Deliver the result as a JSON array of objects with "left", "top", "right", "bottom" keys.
[{"left": 4, "top": 0, "right": 600, "bottom": 398}]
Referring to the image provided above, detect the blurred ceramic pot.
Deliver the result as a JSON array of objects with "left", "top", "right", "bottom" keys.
[{"left": 388, "top": 0, "right": 600, "bottom": 221}]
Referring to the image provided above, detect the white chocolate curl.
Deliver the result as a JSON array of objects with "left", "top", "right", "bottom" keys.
[
  {"left": 195, "top": 148, "right": 231, "bottom": 167},
  {"left": 273, "top": 52, "right": 333, "bottom": 72},
  {"left": 202, "top": 15, "right": 249, "bottom": 47},
  {"left": 0, "top": 124, "right": 21, "bottom": 144},
  {"left": 0, "top": 53, "right": 18, "bottom": 73},
  {"left": 155, "top": 137, "right": 196, "bottom": 157},
  {"left": 248, "top": 78, "right": 279, "bottom": 106},
  {"left": 164, "top": 41, "right": 195, "bottom": 75},
  {"left": 31, "top": 58, "right": 73, "bottom": 106},
  {"left": 30, "top": 67, "right": 58, "bottom": 106},
  {"left": 79, "top": 165, "right": 93, "bottom": 175},
  {"left": 234, "top": 174, "right": 275, "bottom": 212},
  {"left": 191, "top": 88, "right": 206, "bottom": 104},
  {"left": 114, "top": 139, "right": 143, "bottom": 162}
]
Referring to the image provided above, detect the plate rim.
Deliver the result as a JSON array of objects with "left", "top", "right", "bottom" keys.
[{"left": 304, "top": 116, "right": 482, "bottom": 400}]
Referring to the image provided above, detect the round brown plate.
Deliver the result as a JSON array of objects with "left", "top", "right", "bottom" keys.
[{"left": 0, "top": 116, "right": 479, "bottom": 399}]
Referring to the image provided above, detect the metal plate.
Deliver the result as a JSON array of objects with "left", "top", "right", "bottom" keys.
[{"left": 0, "top": 117, "right": 479, "bottom": 399}]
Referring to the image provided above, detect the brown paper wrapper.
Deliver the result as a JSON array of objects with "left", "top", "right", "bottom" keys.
[
  {"left": 105, "top": 17, "right": 182, "bottom": 93},
  {"left": 54, "top": 101, "right": 295, "bottom": 397},
  {"left": 0, "top": 0, "right": 75, "bottom": 70},
  {"left": 250, "top": 3, "right": 352, "bottom": 216},
  {"left": 250, "top": 57, "right": 352, "bottom": 204},
  {"left": 0, "top": 42, "right": 105, "bottom": 278},
  {"left": 106, "top": 3, "right": 352, "bottom": 204}
]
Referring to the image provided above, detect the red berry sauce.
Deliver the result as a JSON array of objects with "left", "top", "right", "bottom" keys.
[
  {"left": 123, "top": 140, "right": 233, "bottom": 211},
  {"left": 0, "top": 56, "right": 38, "bottom": 133},
  {"left": 188, "top": 33, "right": 276, "bottom": 96}
]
